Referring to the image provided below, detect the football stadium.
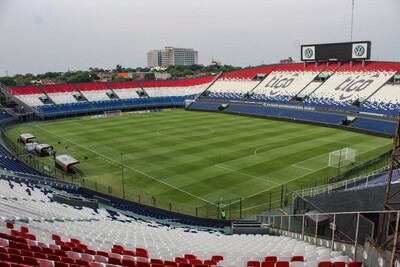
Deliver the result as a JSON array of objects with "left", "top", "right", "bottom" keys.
[
  {"left": 0, "top": 39, "right": 400, "bottom": 267},
  {"left": 1, "top": 1, "right": 400, "bottom": 266}
]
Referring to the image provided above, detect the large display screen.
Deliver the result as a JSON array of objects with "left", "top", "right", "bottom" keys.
[{"left": 301, "top": 41, "right": 371, "bottom": 61}]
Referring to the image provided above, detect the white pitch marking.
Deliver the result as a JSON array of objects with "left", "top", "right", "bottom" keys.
[{"left": 35, "top": 125, "right": 218, "bottom": 206}]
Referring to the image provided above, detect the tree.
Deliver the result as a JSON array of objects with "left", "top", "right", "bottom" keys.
[
  {"left": 183, "top": 69, "right": 194, "bottom": 76},
  {"left": 66, "top": 72, "right": 92, "bottom": 84},
  {"left": 0, "top": 76, "right": 16, "bottom": 86}
]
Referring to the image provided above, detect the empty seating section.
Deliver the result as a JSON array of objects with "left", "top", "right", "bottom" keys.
[
  {"left": 206, "top": 81, "right": 260, "bottom": 100},
  {"left": 0, "top": 112, "right": 12, "bottom": 121},
  {"left": 305, "top": 62, "right": 400, "bottom": 109},
  {"left": 6, "top": 62, "right": 400, "bottom": 121},
  {"left": 206, "top": 67, "right": 275, "bottom": 100},
  {"left": 75, "top": 84, "right": 111, "bottom": 102},
  {"left": 286, "top": 63, "right": 339, "bottom": 99},
  {"left": 10, "top": 86, "right": 46, "bottom": 107},
  {"left": 9, "top": 86, "right": 42, "bottom": 96},
  {"left": 108, "top": 82, "right": 141, "bottom": 99},
  {"left": 0, "top": 146, "right": 37, "bottom": 174},
  {"left": 140, "top": 77, "right": 214, "bottom": 98},
  {"left": 351, "top": 118, "right": 396, "bottom": 135},
  {"left": 41, "top": 85, "right": 78, "bottom": 104},
  {"left": 226, "top": 105, "right": 282, "bottom": 117},
  {"left": 220, "top": 66, "right": 275, "bottom": 80},
  {"left": 0, "top": 178, "right": 360, "bottom": 267},
  {"left": 279, "top": 110, "right": 345, "bottom": 125},
  {"left": 187, "top": 102, "right": 221, "bottom": 111},
  {"left": 358, "top": 83, "right": 400, "bottom": 116},
  {"left": 252, "top": 64, "right": 326, "bottom": 103}
]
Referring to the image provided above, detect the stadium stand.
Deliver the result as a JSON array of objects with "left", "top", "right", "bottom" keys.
[
  {"left": 8, "top": 86, "right": 46, "bottom": 107},
  {"left": 358, "top": 82, "right": 400, "bottom": 117},
  {"left": 250, "top": 63, "right": 326, "bottom": 103},
  {"left": 74, "top": 83, "right": 112, "bottom": 102},
  {"left": 186, "top": 61, "right": 400, "bottom": 136},
  {"left": 279, "top": 110, "right": 345, "bottom": 125},
  {"left": 297, "top": 62, "right": 340, "bottom": 98},
  {"left": 205, "top": 66, "right": 275, "bottom": 101},
  {"left": 108, "top": 82, "right": 141, "bottom": 100},
  {"left": 226, "top": 104, "right": 282, "bottom": 117},
  {"left": 0, "top": 178, "right": 360, "bottom": 267},
  {"left": 140, "top": 77, "right": 215, "bottom": 104},
  {"left": 304, "top": 62, "right": 400, "bottom": 111},
  {"left": 350, "top": 117, "right": 397, "bottom": 135},
  {"left": 41, "top": 85, "right": 79, "bottom": 105},
  {"left": 5, "top": 76, "right": 216, "bottom": 117}
]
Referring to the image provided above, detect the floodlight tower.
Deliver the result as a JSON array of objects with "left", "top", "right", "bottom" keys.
[
  {"left": 377, "top": 111, "right": 400, "bottom": 267},
  {"left": 350, "top": 0, "right": 355, "bottom": 41},
  {"left": 121, "top": 152, "right": 125, "bottom": 198}
]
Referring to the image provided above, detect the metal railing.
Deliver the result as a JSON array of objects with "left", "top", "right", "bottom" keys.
[
  {"left": 256, "top": 210, "right": 400, "bottom": 264},
  {"left": 295, "top": 166, "right": 390, "bottom": 198}
]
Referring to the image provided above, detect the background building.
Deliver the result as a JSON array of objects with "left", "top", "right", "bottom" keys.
[
  {"left": 147, "top": 47, "right": 198, "bottom": 67},
  {"left": 147, "top": 50, "right": 162, "bottom": 68}
]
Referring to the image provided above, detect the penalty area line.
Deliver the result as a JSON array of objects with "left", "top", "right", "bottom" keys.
[{"left": 34, "top": 125, "right": 217, "bottom": 206}]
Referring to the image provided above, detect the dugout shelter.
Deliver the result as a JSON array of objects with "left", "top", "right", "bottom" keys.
[
  {"left": 19, "top": 133, "right": 36, "bottom": 144},
  {"left": 35, "top": 144, "right": 53, "bottom": 157},
  {"left": 55, "top": 154, "right": 80, "bottom": 173}
]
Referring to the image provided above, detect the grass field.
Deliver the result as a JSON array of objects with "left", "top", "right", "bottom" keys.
[{"left": 5, "top": 110, "right": 393, "bottom": 218}]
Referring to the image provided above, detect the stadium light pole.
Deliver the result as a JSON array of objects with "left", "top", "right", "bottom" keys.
[
  {"left": 121, "top": 152, "right": 125, "bottom": 198},
  {"left": 337, "top": 148, "right": 342, "bottom": 180}
]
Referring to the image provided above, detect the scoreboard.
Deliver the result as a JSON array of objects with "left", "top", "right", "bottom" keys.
[{"left": 301, "top": 41, "right": 371, "bottom": 62}]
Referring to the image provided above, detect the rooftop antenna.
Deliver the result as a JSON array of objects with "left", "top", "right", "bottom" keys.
[{"left": 350, "top": 0, "right": 355, "bottom": 41}]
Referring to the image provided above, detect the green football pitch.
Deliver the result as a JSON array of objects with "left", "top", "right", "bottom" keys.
[{"left": 5, "top": 110, "right": 393, "bottom": 218}]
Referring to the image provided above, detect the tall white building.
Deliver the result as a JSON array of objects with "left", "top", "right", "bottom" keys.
[
  {"left": 147, "top": 47, "right": 198, "bottom": 67},
  {"left": 147, "top": 50, "right": 162, "bottom": 68}
]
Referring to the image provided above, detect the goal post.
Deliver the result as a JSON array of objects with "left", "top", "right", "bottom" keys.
[
  {"left": 104, "top": 110, "right": 122, "bottom": 117},
  {"left": 328, "top": 148, "right": 357, "bottom": 168}
]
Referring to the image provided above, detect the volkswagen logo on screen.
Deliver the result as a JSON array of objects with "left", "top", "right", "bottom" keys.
[
  {"left": 354, "top": 45, "right": 365, "bottom": 57},
  {"left": 304, "top": 48, "right": 313, "bottom": 58}
]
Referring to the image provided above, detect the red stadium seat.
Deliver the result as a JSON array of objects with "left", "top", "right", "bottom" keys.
[
  {"left": 177, "top": 263, "right": 191, "bottom": 267},
  {"left": 189, "top": 259, "right": 202, "bottom": 265},
  {"left": 122, "top": 259, "right": 136, "bottom": 267},
  {"left": 203, "top": 260, "right": 217, "bottom": 266},
  {"left": 54, "top": 262, "right": 70, "bottom": 267},
  {"left": 164, "top": 260, "right": 177, "bottom": 266},
  {"left": 136, "top": 262, "right": 150, "bottom": 267},
  {"left": 150, "top": 259, "right": 163, "bottom": 265},
  {"left": 23, "top": 256, "right": 40, "bottom": 266},
  {"left": 175, "top": 258, "right": 187, "bottom": 264},
  {"left": 247, "top": 260, "right": 260, "bottom": 267},
  {"left": 184, "top": 254, "right": 196, "bottom": 260},
  {"left": 108, "top": 257, "right": 122, "bottom": 265},
  {"left": 211, "top": 256, "right": 223, "bottom": 262},
  {"left": 264, "top": 256, "right": 277, "bottom": 263},
  {"left": 261, "top": 261, "right": 275, "bottom": 267},
  {"left": 290, "top": 256, "right": 304, "bottom": 262},
  {"left": 275, "top": 261, "right": 289, "bottom": 267}
]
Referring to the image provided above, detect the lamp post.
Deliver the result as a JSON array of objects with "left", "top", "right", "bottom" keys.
[
  {"left": 53, "top": 151, "right": 57, "bottom": 167},
  {"left": 121, "top": 152, "right": 125, "bottom": 198}
]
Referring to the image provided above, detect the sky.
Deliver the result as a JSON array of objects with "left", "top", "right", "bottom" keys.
[{"left": 0, "top": 0, "right": 399, "bottom": 76}]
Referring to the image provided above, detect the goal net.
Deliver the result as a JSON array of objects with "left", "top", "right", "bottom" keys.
[
  {"left": 104, "top": 110, "right": 122, "bottom": 117},
  {"left": 328, "top": 148, "right": 357, "bottom": 168}
]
